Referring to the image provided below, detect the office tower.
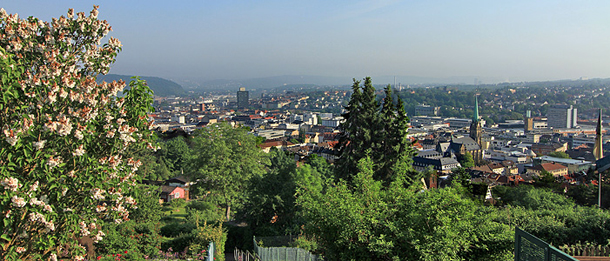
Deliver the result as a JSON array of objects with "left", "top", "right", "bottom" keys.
[
  {"left": 547, "top": 105, "right": 577, "bottom": 129},
  {"left": 237, "top": 87, "right": 249, "bottom": 109}
]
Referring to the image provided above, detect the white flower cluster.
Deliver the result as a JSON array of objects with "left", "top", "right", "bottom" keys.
[
  {"left": 30, "top": 197, "right": 53, "bottom": 212},
  {"left": 1, "top": 177, "right": 21, "bottom": 192},
  {"left": 72, "top": 144, "right": 85, "bottom": 157},
  {"left": 28, "top": 211, "right": 56, "bottom": 232},
  {"left": 91, "top": 188, "right": 105, "bottom": 200},
  {"left": 11, "top": 196, "right": 26, "bottom": 207},
  {"left": 33, "top": 140, "right": 46, "bottom": 150},
  {"left": 46, "top": 156, "right": 62, "bottom": 169},
  {"left": 3, "top": 128, "right": 19, "bottom": 146}
]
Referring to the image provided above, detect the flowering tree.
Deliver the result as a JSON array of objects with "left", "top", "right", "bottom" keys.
[{"left": 0, "top": 6, "right": 155, "bottom": 260}]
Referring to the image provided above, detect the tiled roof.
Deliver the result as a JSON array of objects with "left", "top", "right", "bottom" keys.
[{"left": 532, "top": 162, "right": 567, "bottom": 172}]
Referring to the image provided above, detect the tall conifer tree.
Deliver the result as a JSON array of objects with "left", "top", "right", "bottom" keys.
[{"left": 336, "top": 78, "right": 417, "bottom": 185}]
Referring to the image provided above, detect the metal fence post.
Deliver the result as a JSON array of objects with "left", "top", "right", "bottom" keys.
[{"left": 514, "top": 227, "right": 521, "bottom": 261}]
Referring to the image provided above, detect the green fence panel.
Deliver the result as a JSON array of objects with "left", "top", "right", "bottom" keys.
[
  {"left": 253, "top": 236, "right": 322, "bottom": 261},
  {"left": 514, "top": 227, "right": 578, "bottom": 261}
]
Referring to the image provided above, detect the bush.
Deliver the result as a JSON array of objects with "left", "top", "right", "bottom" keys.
[
  {"left": 185, "top": 201, "right": 224, "bottom": 225},
  {"left": 95, "top": 221, "right": 163, "bottom": 259},
  {"left": 170, "top": 198, "right": 187, "bottom": 209},
  {"left": 186, "top": 200, "right": 216, "bottom": 211},
  {"left": 161, "top": 233, "right": 195, "bottom": 253},
  {"left": 160, "top": 222, "right": 196, "bottom": 238},
  {"left": 192, "top": 221, "right": 227, "bottom": 261}
]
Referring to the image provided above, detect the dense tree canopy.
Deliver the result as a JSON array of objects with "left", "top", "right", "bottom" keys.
[
  {"left": 187, "top": 122, "right": 269, "bottom": 221},
  {"left": 298, "top": 156, "right": 513, "bottom": 261},
  {"left": 336, "top": 77, "right": 416, "bottom": 185}
]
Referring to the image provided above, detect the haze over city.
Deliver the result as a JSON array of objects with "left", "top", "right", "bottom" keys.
[{"left": 4, "top": 0, "right": 610, "bottom": 84}]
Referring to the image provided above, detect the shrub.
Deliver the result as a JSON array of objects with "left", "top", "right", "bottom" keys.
[
  {"left": 95, "top": 221, "right": 163, "bottom": 259},
  {"left": 160, "top": 222, "right": 196, "bottom": 238}
]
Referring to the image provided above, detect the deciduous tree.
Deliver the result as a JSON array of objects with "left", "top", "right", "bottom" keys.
[
  {"left": 0, "top": 7, "right": 155, "bottom": 260},
  {"left": 188, "top": 122, "right": 269, "bottom": 221}
]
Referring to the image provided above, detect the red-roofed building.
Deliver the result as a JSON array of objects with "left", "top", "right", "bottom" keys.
[
  {"left": 160, "top": 185, "right": 186, "bottom": 203},
  {"left": 258, "top": 140, "right": 295, "bottom": 153},
  {"left": 526, "top": 162, "right": 568, "bottom": 177}
]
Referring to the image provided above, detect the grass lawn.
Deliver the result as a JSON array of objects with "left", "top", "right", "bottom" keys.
[{"left": 163, "top": 205, "right": 187, "bottom": 220}]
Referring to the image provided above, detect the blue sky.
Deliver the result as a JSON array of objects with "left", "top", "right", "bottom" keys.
[{"left": 4, "top": 1, "right": 610, "bottom": 83}]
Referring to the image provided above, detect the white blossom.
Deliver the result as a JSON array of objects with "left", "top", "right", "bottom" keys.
[
  {"left": 91, "top": 188, "right": 105, "bottom": 200},
  {"left": 33, "top": 140, "right": 46, "bottom": 150},
  {"left": 1, "top": 177, "right": 21, "bottom": 192},
  {"left": 11, "top": 196, "right": 26, "bottom": 207},
  {"left": 72, "top": 145, "right": 85, "bottom": 157},
  {"left": 46, "top": 156, "right": 62, "bottom": 169}
]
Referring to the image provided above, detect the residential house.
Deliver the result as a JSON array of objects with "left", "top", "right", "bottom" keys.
[
  {"left": 160, "top": 185, "right": 186, "bottom": 203},
  {"left": 526, "top": 162, "right": 568, "bottom": 178}
]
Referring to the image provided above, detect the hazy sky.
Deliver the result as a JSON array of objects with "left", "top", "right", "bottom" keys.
[{"left": 4, "top": 1, "right": 610, "bottom": 83}]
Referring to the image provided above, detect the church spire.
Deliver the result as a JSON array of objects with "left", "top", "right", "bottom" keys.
[
  {"left": 594, "top": 108, "right": 603, "bottom": 160},
  {"left": 473, "top": 96, "right": 480, "bottom": 122}
]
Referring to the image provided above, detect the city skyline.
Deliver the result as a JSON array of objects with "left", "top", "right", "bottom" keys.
[{"left": 4, "top": 0, "right": 610, "bottom": 84}]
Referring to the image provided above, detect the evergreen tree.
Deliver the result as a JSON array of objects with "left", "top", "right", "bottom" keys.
[
  {"left": 336, "top": 79, "right": 364, "bottom": 181},
  {"left": 336, "top": 78, "right": 416, "bottom": 185}
]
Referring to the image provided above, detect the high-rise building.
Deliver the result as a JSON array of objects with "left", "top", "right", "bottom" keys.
[
  {"left": 547, "top": 105, "right": 577, "bottom": 129},
  {"left": 237, "top": 87, "right": 249, "bottom": 109},
  {"left": 524, "top": 110, "right": 534, "bottom": 132}
]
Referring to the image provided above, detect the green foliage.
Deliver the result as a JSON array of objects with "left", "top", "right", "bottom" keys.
[
  {"left": 289, "top": 236, "right": 319, "bottom": 253},
  {"left": 185, "top": 200, "right": 224, "bottom": 226},
  {"left": 495, "top": 185, "right": 574, "bottom": 210},
  {"left": 459, "top": 151, "right": 475, "bottom": 168},
  {"left": 160, "top": 222, "right": 196, "bottom": 238},
  {"left": 188, "top": 122, "right": 270, "bottom": 221},
  {"left": 245, "top": 149, "right": 329, "bottom": 237},
  {"left": 566, "top": 184, "right": 598, "bottom": 207},
  {"left": 336, "top": 78, "right": 416, "bottom": 185},
  {"left": 492, "top": 185, "right": 610, "bottom": 246},
  {"left": 548, "top": 151, "right": 571, "bottom": 159},
  {"left": 161, "top": 232, "right": 194, "bottom": 253},
  {"left": 533, "top": 171, "right": 560, "bottom": 190},
  {"left": 95, "top": 221, "right": 163, "bottom": 259},
  {"left": 170, "top": 198, "right": 187, "bottom": 209},
  {"left": 298, "top": 156, "right": 512, "bottom": 260},
  {"left": 130, "top": 185, "right": 164, "bottom": 223},
  {"left": 191, "top": 221, "right": 227, "bottom": 261},
  {"left": 225, "top": 224, "right": 254, "bottom": 251},
  {"left": 245, "top": 149, "right": 299, "bottom": 236},
  {"left": 306, "top": 154, "right": 334, "bottom": 180},
  {"left": 159, "top": 136, "right": 192, "bottom": 176},
  {"left": 0, "top": 7, "right": 156, "bottom": 259}
]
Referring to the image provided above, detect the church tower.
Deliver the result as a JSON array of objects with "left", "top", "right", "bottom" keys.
[{"left": 470, "top": 96, "right": 482, "bottom": 146}]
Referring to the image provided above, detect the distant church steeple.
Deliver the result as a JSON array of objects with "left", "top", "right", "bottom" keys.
[
  {"left": 473, "top": 96, "right": 480, "bottom": 123},
  {"left": 470, "top": 96, "right": 482, "bottom": 147},
  {"left": 594, "top": 108, "right": 603, "bottom": 160}
]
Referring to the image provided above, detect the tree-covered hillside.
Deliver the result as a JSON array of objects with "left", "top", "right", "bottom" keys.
[{"left": 98, "top": 74, "right": 186, "bottom": 97}]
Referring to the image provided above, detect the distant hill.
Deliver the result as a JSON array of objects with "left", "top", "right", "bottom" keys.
[
  {"left": 97, "top": 74, "right": 186, "bottom": 97},
  {"left": 178, "top": 75, "right": 354, "bottom": 91},
  {"left": 177, "top": 75, "right": 510, "bottom": 91}
]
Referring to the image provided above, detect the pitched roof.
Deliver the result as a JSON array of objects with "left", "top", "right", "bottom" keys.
[
  {"left": 450, "top": 137, "right": 481, "bottom": 151},
  {"left": 160, "top": 185, "right": 182, "bottom": 194},
  {"left": 532, "top": 162, "right": 568, "bottom": 172}
]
